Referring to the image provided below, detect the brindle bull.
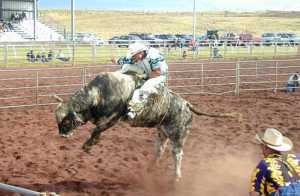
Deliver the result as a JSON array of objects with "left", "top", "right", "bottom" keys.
[{"left": 54, "top": 72, "right": 241, "bottom": 180}]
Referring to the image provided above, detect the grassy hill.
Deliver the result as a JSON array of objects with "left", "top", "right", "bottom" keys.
[{"left": 41, "top": 10, "right": 300, "bottom": 40}]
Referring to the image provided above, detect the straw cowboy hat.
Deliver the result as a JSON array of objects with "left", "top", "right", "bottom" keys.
[
  {"left": 126, "top": 42, "right": 148, "bottom": 58},
  {"left": 255, "top": 128, "right": 293, "bottom": 151}
]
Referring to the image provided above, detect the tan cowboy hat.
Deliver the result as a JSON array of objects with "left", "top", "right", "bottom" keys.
[
  {"left": 255, "top": 128, "right": 293, "bottom": 151},
  {"left": 126, "top": 42, "right": 148, "bottom": 58}
]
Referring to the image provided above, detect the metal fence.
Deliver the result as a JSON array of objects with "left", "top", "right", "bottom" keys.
[
  {"left": 0, "top": 58, "right": 299, "bottom": 109},
  {"left": 0, "top": 41, "right": 299, "bottom": 68}
]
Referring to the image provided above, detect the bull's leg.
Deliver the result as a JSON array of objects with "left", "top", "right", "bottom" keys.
[
  {"left": 171, "top": 144, "right": 184, "bottom": 180},
  {"left": 82, "top": 126, "right": 101, "bottom": 153},
  {"left": 147, "top": 128, "right": 168, "bottom": 172}
]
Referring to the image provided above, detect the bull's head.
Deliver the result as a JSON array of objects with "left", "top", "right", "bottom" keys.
[{"left": 54, "top": 95, "right": 84, "bottom": 137}]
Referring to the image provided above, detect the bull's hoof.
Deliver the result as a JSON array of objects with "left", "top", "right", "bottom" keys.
[
  {"left": 82, "top": 143, "right": 92, "bottom": 153},
  {"left": 173, "top": 173, "right": 181, "bottom": 182}
]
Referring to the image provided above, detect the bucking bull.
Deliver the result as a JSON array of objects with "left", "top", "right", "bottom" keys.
[{"left": 54, "top": 71, "right": 242, "bottom": 180}]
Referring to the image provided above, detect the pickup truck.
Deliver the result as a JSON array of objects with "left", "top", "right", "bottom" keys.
[{"left": 239, "top": 33, "right": 262, "bottom": 46}]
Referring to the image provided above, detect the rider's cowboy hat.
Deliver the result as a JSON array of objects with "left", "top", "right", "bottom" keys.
[
  {"left": 126, "top": 42, "right": 148, "bottom": 58},
  {"left": 255, "top": 128, "right": 293, "bottom": 151}
]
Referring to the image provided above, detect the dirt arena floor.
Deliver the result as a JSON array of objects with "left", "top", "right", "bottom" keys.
[{"left": 0, "top": 61, "right": 300, "bottom": 196}]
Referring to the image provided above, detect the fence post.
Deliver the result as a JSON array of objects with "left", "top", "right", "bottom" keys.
[
  {"left": 235, "top": 60, "right": 240, "bottom": 95},
  {"left": 92, "top": 42, "right": 96, "bottom": 65},
  {"left": 163, "top": 41, "right": 167, "bottom": 56},
  {"left": 274, "top": 43, "right": 278, "bottom": 58},
  {"left": 51, "top": 41, "right": 55, "bottom": 67},
  {"left": 82, "top": 67, "right": 86, "bottom": 86},
  {"left": 210, "top": 43, "right": 213, "bottom": 60},
  {"left": 224, "top": 41, "right": 227, "bottom": 59},
  {"left": 274, "top": 61, "right": 278, "bottom": 94},
  {"left": 4, "top": 42, "right": 8, "bottom": 68},
  {"left": 36, "top": 69, "right": 39, "bottom": 105},
  {"left": 250, "top": 43, "right": 253, "bottom": 58},
  {"left": 298, "top": 42, "right": 300, "bottom": 57},
  {"left": 72, "top": 41, "right": 75, "bottom": 66},
  {"left": 200, "top": 63, "right": 204, "bottom": 92}
]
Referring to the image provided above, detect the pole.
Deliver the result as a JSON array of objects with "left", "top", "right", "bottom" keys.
[
  {"left": 193, "top": 0, "right": 196, "bottom": 41},
  {"left": 71, "top": 0, "right": 75, "bottom": 41},
  {"left": 71, "top": 0, "right": 75, "bottom": 65},
  {"left": 34, "top": 0, "right": 37, "bottom": 41}
]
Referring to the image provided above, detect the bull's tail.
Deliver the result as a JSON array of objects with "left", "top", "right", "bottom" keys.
[{"left": 187, "top": 102, "right": 243, "bottom": 122}]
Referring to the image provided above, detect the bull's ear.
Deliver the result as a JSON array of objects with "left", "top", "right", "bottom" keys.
[{"left": 54, "top": 95, "right": 63, "bottom": 103}]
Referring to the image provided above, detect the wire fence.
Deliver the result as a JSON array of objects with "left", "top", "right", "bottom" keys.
[
  {"left": 0, "top": 58, "right": 299, "bottom": 109},
  {"left": 0, "top": 41, "right": 299, "bottom": 67}
]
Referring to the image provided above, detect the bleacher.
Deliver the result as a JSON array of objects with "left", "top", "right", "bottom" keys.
[
  {"left": 0, "top": 19, "right": 65, "bottom": 42},
  {"left": 0, "top": 31, "right": 27, "bottom": 42}
]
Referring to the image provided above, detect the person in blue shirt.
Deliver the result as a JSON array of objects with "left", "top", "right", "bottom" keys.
[{"left": 250, "top": 128, "right": 300, "bottom": 196}]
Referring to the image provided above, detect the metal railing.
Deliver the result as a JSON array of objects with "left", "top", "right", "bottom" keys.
[
  {"left": 0, "top": 58, "right": 299, "bottom": 109},
  {"left": 0, "top": 40, "right": 299, "bottom": 68},
  {"left": 38, "top": 12, "right": 67, "bottom": 39}
]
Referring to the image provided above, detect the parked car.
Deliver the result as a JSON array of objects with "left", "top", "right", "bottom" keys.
[
  {"left": 220, "top": 33, "right": 239, "bottom": 45},
  {"left": 75, "top": 32, "right": 103, "bottom": 46},
  {"left": 129, "top": 33, "right": 164, "bottom": 46},
  {"left": 75, "top": 32, "right": 98, "bottom": 42},
  {"left": 261, "top": 33, "right": 281, "bottom": 45},
  {"left": 91, "top": 38, "right": 104, "bottom": 46},
  {"left": 175, "top": 34, "right": 192, "bottom": 45},
  {"left": 112, "top": 35, "right": 142, "bottom": 47},
  {"left": 277, "top": 33, "right": 300, "bottom": 45},
  {"left": 108, "top": 36, "right": 120, "bottom": 44},
  {"left": 239, "top": 33, "right": 261, "bottom": 46},
  {"left": 198, "top": 29, "right": 221, "bottom": 46},
  {"left": 154, "top": 34, "right": 180, "bottom": 45}
]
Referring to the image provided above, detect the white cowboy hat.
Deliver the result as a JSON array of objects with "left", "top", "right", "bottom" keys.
[
  {"left": 126, "top": 42, "right": 148, "bottom": 58},
  {"left": 255, "top": 128, "right": 293, "bottom": 151}
]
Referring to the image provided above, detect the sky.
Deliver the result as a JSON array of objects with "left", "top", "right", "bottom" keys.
[{"left": 38, "top": 0, "right": 300, "bottom": 12}]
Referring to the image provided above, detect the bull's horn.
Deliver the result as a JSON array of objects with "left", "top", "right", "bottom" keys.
[
  {"left": 75, "top": 116, "right": 84, "bottom": 124},
  {"left": 53, "top": 95, "right": 63, "bottom": 103}
]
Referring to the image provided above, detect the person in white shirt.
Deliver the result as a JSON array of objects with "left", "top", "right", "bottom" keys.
[
  {"left": 286, "top": 72, "right": 299, "bottom": 92},
  {"left": 111, "top": 42, "right": 168, "bottom": 119},
  {"left": 56, "top": 50, "right": 70, "bottom": 61}
]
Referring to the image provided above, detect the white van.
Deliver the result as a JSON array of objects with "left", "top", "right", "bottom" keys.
[{"left": 75, "top": 32, "right": 104, "bottom": 46}]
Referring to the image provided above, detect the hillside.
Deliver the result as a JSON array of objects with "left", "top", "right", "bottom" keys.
[{"left": 40, "top": 10, "right": 300, "bottom": 40}]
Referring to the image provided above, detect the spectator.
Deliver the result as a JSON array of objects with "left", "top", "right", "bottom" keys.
[
  {"left": 2, "top": 21, "right": 9, "bottom": 32},
  {"left": 11, "top": 13, "right": 15, "bottom": 21},
  {"left": 22, "top": 11, "right": 27, "bottom": 20},
  {"left": 182, "top": 51, "right": 187, "bottom": 60},
  {"left": 8, "top": 21, "right": 14, "bottom": 31},
  {"left": 177, "top": 37, "right": 183, "bottom": 49},
  {"left": 188, "top": 40, "right": 196, "bottom": 51},
  {"left": 48, "top": 50, "right": 53, "bottom": 60},
  {"left": 27, "top": 50, "right": 36, "bottom": 62},
  {"left": 15, "top": 12, "right": 19, "bottom": 21},
  {"left": 18, "top": 12, "right": 22, "bottom": 22},
  {"left": 250, "top": 128, "right": 300, "bottom": 196},
  {"left": 286, "top": 72, "right": 299, "bottom": 92},
  {"left": 56, "top": 49, "right": 70, "bottom": 61},
  {"left": 0, "top": 24, "right": 3, "bottom": 34},
  {"left": 36, "top": 52, "right": 42, "bottom": 61},
  {"left": 173, "top": 37, "right": 177, "bottom": 50},
  {"left": 41, "top": 52, "right": 49, "bottom": 62},
  {"left": 168, "top": 45, "right": 173, "bottom": 55}
]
